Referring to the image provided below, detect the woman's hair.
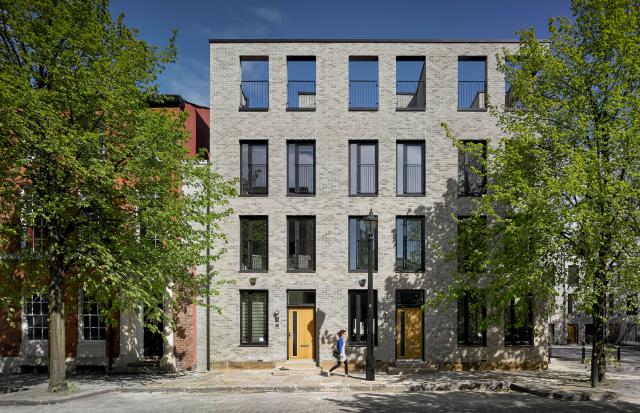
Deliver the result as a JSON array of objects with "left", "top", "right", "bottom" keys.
[{"left": 337, "top": 329, "right": 346, "bottom": 336}]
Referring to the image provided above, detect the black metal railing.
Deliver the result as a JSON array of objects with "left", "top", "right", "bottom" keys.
[
  {"left": 241, "top": 163, "right": 267, "bottom": 195},
  {"left": 402, "top": 164, "right": 424, "bottom": 194},
  {"left": 240, "top": 81, "right": 269, "bottom": 110},
  {"left": 287, "top": 81, "right": 316, "bottom": 110},
  {"left": 396, "top": 81, "right": 426, "bottom": 110},
  {"left": 356, "top": 163, "right": 376, "bottom": 194},
  {"left": 349, "top": 80, "right": 378, "bottom": 110},
  {"left": 289, "top": 164, "right": 314, "bottom": 194},
  {"left": 458, "top": 81, "right": 487, "bottom": 110},
  {"left": 396, "top": 240, "right": 423, "bottom": 271},
  {"left": 241, "top": 240, "right": 268, "bottom": 270},
  {"left": 288, "top": 239, "right": 315, "bottom": 270}
]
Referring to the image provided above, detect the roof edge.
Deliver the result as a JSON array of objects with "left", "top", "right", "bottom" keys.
[{"left": 209, "top": 38, "right": 531, "bottom": 44}]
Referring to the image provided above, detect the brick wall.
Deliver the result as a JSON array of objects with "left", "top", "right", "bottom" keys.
[{"left": 174, "top": 303, "right": 197, "bottom": 370}]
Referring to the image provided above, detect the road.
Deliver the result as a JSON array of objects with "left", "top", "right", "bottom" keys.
[{"left": 4, "top": 391, "right": 640, "bottom": 413}]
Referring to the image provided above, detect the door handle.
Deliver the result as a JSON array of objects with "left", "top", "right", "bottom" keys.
[{"left": 288, "top": 331, "right": 291, "bottom": 338}]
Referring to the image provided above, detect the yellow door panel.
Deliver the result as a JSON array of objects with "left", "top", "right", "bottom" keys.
[
  {"left": 396, "top": 308, "right": 423, "bottom": 360},
  {"left": 288, "top": 307, "right": 315, "bottom": 360}
]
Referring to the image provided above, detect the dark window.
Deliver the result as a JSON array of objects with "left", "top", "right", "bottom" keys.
[
  {"left": 25, "top": 295, "right": 48, "bottom": 340},
  {"left": 241, "top": 142, "right": 268, "bottom": 196},
  {"left": 81, "top": 292, "right": 105, "bottom": 341},
  {"left": 240, "top": 216, "right": 268, "bottom": 271},
  {"left": 349, "top": 216, "right": 378, "bottom": 271},
  {"left": 549, "top": 323, "right": 555, "bottom": 342},
  {"left": 287, "top": 290, "right": 315, "bottom": 307},
  {"left": 457, "top": 291, "right": 487, "bottom": 346},
  {"left": 240, "top": 291, "right": 268, "bottom": 345},
  {"left": 395, "top": 217, "right": 425, "bottom": 271},
  {"left": 349, "top": 57, "right": 378, "bottom": 110},
  {"left": 396, "top": 290, "right": 424, "bottom": 308},
  {"left": 458, "top": 56, "right": 487, "bottom": 110},
  {"left": 568, "top": 293, "right": 575, "bottom": 314},
  {"left": 396, "top": 57, "right": 426, "bottom": 110},
  {"left": 287, "top": 142, "right": 315, "bottom": 195},
  {"left": 349, "top": 141, "right": 378, "bottom": 195},
  {"left": 585, "top": 324, "right": 594, "bottom": 344},
  {"left": 458, "top": 140, "right": 487, "bottom": 197},
  {"left": 240, "top": 57, "right": 269, "bottom": 111},
  {"left": 287, "top": 216, "right": 315, "bottom": 271},
  {"left": 397, "top": 142, "right": 425, "bottom": 195},
  {"left": 287, "top": 56, "right": 316, "bottom": 110},
  {"left": 505, "top": 296, "right": 534, "bottom": 346},
  {"left": 568, "top": 265, "right": 579, "bottom": 287},
  {"left": 457, "top": 216, "right": 487, "bottom": 273},
  {"left": 348, "top": 290, "right": 378, "bottom": 345}
]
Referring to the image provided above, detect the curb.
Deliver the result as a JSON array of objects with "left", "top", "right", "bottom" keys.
[
  {"left": 509, "top": 383, "right": 618, "bottom": 402},
  {"left": 0, "top": 388, "right": 117, "bottom": 407}
]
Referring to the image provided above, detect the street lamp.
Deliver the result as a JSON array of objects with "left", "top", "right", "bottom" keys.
[{"left": 363, "top": 208, "right": 377, "bottom": 381}]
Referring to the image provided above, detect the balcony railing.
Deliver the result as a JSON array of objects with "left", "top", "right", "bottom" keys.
[
  {"left": 396, "top": 240, "right": 423, "bottom": 271},
  {"left": 356, "top": 163, "right": 376, "bottom": 194},
  {"left": 288, "top": 239, "right": 314, "bottom": 270},
  {"left": 289, "top": 164, "right": 314, "bottom": 194},
  {"left": 240, "top": 81, "right": 269, "bottom": 111},
  {"left": 402, "top": 164, "right": 424, "bottom": 194},
  {"left": 241, "top": 240, "right": 267, "bottom": 271},
  {"left": 349, "top": 80, "right": 378, "bottom": 110},
  {"left": 241, "top": 163, "right": 267, "bottom": 195},
  {"left": 458, "top": 81, "right": 487, "bottom": 110},
  {"left": 287, "top": 81, "right": 316, "bottom": 110},
  {"left": 396, "top": 81, "right": 426, "bottom": 110}
]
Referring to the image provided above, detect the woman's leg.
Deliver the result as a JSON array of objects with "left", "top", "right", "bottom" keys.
[
  {"left": 344, "top": 360, "right": 348, "bottom": 375},
  {"left": 329, "top": 360, "right": 341, "bottom": 373}
]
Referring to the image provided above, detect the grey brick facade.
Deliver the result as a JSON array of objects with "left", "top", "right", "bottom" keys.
[{"left": 202, "top": 40, "right": 548, "bottom": 371}]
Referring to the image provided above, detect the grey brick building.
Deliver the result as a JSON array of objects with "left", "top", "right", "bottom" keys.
[{"left": 200, "top": 39, "right": 548, "bottom": 371}]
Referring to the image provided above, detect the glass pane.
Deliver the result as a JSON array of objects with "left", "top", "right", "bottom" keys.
[
  {"left": 396, "top": 144, "right": 404, "bottom": 194},
  {"left": 358, "top": 144, "right": 376, "bottom": 193},
  {"left": 397, "top": 290, "right": 424, "bottom": 307},
  {"left": 395, "top": 218, "right": 405, "bottom": 267},
  {"left": 241, "top": 144, "right": 249, "bottom": 191},
  {"left": 349, "top": 144, "right": 357, "bottom": 195},
  {"left": 287, "top": 291, "right": 316, "bottom": 306},
  {"left": 241, "top": 293, "right": 249, "bottom": 343},
  {"left": 287, "top": 144, "right": 296, "bottom": 192},
  {"left": 251, "top": 293, "right": 267, "bottom": 343},
  {"left": 252, "top": 145, "right": 267, "bottom": 165},
  {"left": 298, "top": 144, "right": 314, "bottom": 193}
]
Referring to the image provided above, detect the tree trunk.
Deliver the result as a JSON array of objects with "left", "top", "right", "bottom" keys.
[
  {"left": 48, "top": 257, "right": 67, "bottom": 392},
  {"left": 590, "top": 269, "right": 607, "bottom": 387}
]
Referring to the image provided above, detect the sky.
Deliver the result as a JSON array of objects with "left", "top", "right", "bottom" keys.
[{"left": 109, "top": 0, "right": 573, "bottom": 107}]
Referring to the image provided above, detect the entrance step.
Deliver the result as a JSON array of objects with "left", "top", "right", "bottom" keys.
[
  {"left": 274, "top": 360, "right": 321, "bottom": 374},
  {"left": 388, "top": 360, "right": 437, "bottom": 375}
]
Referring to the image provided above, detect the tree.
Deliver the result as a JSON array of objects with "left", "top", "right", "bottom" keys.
[
  {"left": 440, "top": 0, "right": 640, "bottom": 387},
  {"left": 0, "top": 0, "right": 235, "bottom": 391}
]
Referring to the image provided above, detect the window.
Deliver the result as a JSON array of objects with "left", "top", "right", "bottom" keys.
[
  {"left": 568, "top": 293, "right": 575, "bottom": 314},
  {"left": 505, "top": 296, "right": 534, "bottom": 346},
  {"left": 287, "top": 56, "right": 316, "bottom": 110},
  {"left": 395, "top": 217, "right": 425, "bottom": 271},
  {"left": 585, "top": 324, "right": 594, "bottom": 344},
  {"left": 287, "top": 290, "right": 315, "bottom": 307},
  {"left": 457, "top": 291, "right": 487, "bottom": 346},
  {"left": 240, "top": 291, "right": 268, "bottom": 345},
  {"left": 287, "top": 216, "right": 315, "bottom": 271},
  {"left": 458, "top": 56, "right": 487, "bottom": 110},
  {"left": 80, "top": 292, "right": 105, "bottom": 341},
  {"left": 457, "top": 216, "right": 487, "bottom": 273},
  {"left": 240, "top": 141, "right": 268, "bottom": 196},
  {"left": 25, "top": 295, "right": 48, "bottom": 340},
  {"left": 240, "top": 57, "right": 269, "bottom": 111},
  {"left": 568, "top": 265, "right": 579, "bottom": 287},
  {"left": 396, "top": 57, "right": 426, "bottom": 110},
  {"left": 20, "top": 187, "right": 47, "bottom": 253},
  {"left": 458, "top": 140, "right": 487, "bottom": 197},
  {"left": 349, "top": 57, "right": 378, "bottom": 110},
  {"left": 396, "top": 142, "right": 425, "bottom": 195},
  {"left": 349, "top": 216, "right": 378, "bottom": 271},
  {"left": 549, "top": 323, "right": 555, "bottom": 342},
  {"left": 348, "top": 290, "right": 378, "bottom": 345},
  {"left": 349, "top": 141, "right": 378, "bottom": 195},
  {"left": 240, "top": 216, "right": 268, "bottom": 271},
  {"left": 287, "top": 142, "right": 315, "bottom": 195},
  {"left": 396, "top": 290, "right": 424, "bottom": 307}
]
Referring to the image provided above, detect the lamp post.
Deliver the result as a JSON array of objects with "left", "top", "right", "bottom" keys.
[{"left": 364, "top": 209, "right": 377, "bottom": 381}]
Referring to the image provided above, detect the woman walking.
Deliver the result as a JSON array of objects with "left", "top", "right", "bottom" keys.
[{"left": 328, "top": 330, "right": 348, "bottom": 376}]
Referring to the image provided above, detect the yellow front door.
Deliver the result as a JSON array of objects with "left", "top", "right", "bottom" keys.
[
  {"left": 396, "top": 308, "right": 423, "bottom": 359},
  {"left": 288, "top": 307, "right": 315, "bottom": 360}
]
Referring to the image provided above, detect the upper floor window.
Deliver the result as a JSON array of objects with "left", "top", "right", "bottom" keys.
[
  {"left": 349, "top": 216, "right": 378, "bottom": 271},
  {"left": 396, "top": 57, "right": 426, "bottom": 110},
  {"left": 395, "top": 216, "right": 425, "bottom": 272},
  {"left": 80, "top": 292, "right": 105, "bottom": 341},
  {"left": 240, "top": 57, "right": 269, "bottom": 111},
  {"left": 287, "top": 216, "right": 315, "bottom": 271},
  {"left": 505, "top": 296, "right": 534, "bottom": 346},
  {"left": 287, "top": 56, "right": 316, "bottom": 111},
  {"left": 349, "top": 57, "right": 378, "bottom": 110},
  {"left": 458, "top": 56, "right": 487, "bottom": 110},
  {"left": 240, "top": 290, "right": 268, "bottom": 345},
  {"left": 457, "top": 291, "right": 487, "bottom": 346},
  {"left": 20, "top": 186, "right": 47, "bottom": 253},
  {"left": 397, "top": 141, "right": 425, "bottom": 195},
  {"left": 240, "top": 216, "right": 268, "bottom": 271},
  {"left": 458, "top": 140, "right": 487, "bottom": 197},
  {"left": 25, "top": 295, "right": 48, "bottom": 340},
  {"left": 348, "top": 290, "right": 378, "bottom": 345},
  {"left": 241, "top": 141, "right": 268, "bottom": 196},
  {"left": 568, "top": 264, "right": 579, "bottom": 287},
  {"left": 457, "top": 215, "right": 487, "bottom": 274},
  {"left": 287, "top": 141, "right": 315, "bottom": 195},
  {"left": 349, "top": 141, "right": 378, "bottom": 196},
  {"left": 568, "top": 293, "right": 575, "bottom": 314}
]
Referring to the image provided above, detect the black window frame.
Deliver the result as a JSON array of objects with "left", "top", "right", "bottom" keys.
[
  {"left": 239, "top": 56, "right": 269, "bottom": 112},
  {"left": 25, "top": 295, "right": 48, "bottom": 341},
  {"left": 457, "top": 215, "right": 488, "bottom": 274},
  {"left": 240, "top": 141, "right": 269, "bottom": 197},
  {"left": 348, "top": 56, "right": 379, "bottom": 111},
  {"left": 286, "top": 56, "right": 317, "bottom": 112},
  {"left": 348, "top": 141, "right": 379, "bottom": 196},
  {"left": 80, "top": 291, "right": 106, "bottom": 341},
  {"left": 395, "top": 216, "right": 425, "bottom": 272},
  {"left": 287, "top": 141, "right": 316, "bottom": 196},
  {"left": 395, "top": 56, "right": 426, "bottom": 112},
  {"left": 348, "top": 289, "right": 378, "bottom": 346},
  {"left": 396, "top": 289, "right": 425, "bottom": 308},
  {"left": 457, "top": 291, "right": 487, "bottom": 346},
  {"left": 348, "top": 215, "right": 378, "bottom": 272},
  {"left": 287, "top": 216, "right": 316, "bottom": 272},
  {"left": 458, "top": 140, "right": 487, "bottom": 197},
  {"left": 457, "top": 56, "right": 488, "bottom": 112},
  {"left": 240, "top": 216, "right": 268, "bottom": 272},
  {"left": 239, "top": 290, "right": 269, "bottom": 346},
  {"left": 396, "top": 141, "right": 425, "bottom": 196},
  {"left": 505, "top": 296, "right": 535, "bottom": 346}
]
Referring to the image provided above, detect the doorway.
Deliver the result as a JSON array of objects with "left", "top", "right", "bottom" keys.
[
  {"left": 567, "top": 323, "right": 579, "bottom": 344},
  {"left": 396, "top": 290, "right": 424, "bottom": 360},
  {"left": 287, "top": 290, "right": 316, "bottom": 360},
  {"left": 144, "top": 305, "right": 164, "bottom": 359}
]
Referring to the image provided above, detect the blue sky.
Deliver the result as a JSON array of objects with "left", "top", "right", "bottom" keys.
[{"left": 109, "top": 0, "right": 572, "bottom": 106}]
